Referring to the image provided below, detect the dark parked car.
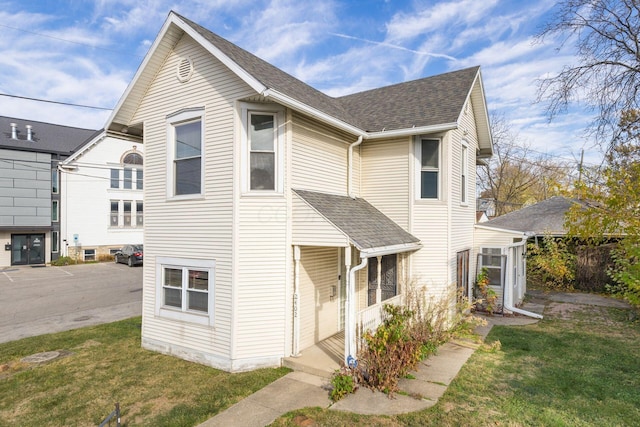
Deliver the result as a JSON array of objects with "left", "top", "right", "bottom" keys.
[{"left": 114, "top": 244, "right": 143, "bottom": 267}]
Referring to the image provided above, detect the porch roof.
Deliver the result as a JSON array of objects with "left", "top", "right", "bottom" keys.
[{"left": 293, "top": 189, "right": 421, "bottom": 257}]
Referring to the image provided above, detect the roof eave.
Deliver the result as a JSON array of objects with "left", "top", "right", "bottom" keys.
[
  {"left": 264, "top": 89, "right": 366, "bottom": 137},
  {"left": 61, "top": 130, "right": 106, "bottom": 165},
  {"left": 359, "top": 242, "right": 422, "bottom": 258},
  {"left": 366, "top": 122, "right": 458, "bottom": 139}
]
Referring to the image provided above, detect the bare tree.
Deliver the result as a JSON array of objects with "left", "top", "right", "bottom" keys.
[
  {"left": 536, "top": 0, "right": 640, "bottom": 147},
  {"left": 478, "top": 115, "right": 573, "bottom": 216}
]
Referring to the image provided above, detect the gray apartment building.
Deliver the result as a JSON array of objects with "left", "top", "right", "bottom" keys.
[{"left": 0, "top": 116, "right": 98, "bottom": 266}]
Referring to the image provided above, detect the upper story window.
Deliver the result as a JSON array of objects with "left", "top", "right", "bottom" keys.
[
  {"left": 417, "top": 138, "right": 440, "bottom": 199},
  {"left": 51, "top": 168, "right": 59, "bottom": 194},
  {"left": 167, "top": 108, "right": 204, "bottom": 198},
  {"left": 110, "top": 149, "right": 143, "bottom": 190},
  {"left": 241, "top": 104, "right": 284, "bottom": 194},
  {"left": 461, "top": 141, "right": 468, "bottom": 205}
]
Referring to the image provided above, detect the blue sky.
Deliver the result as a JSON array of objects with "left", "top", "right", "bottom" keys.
[{"left": 0, "top": 0, "right": 601, "bottom": 166}]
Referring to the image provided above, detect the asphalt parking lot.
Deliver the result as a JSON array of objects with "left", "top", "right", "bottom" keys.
[{"left": 0, "top": 262, "right": 143, "bottom": 344}]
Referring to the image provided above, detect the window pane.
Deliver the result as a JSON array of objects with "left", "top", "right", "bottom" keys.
[
  {"left": 188, "top": 290, "right": 208, "bottom": 312},
  {"left": 136, "top": 169, "right": 143, "bottom": 190},
  {"left": 486, "top": 267, "right": 502, "bottom": 287},
  {"left": 110, "top": 201, "right": 119, "bottom": 226},
  {"left": 51, "top": 200, "right": 58, "bottom": 222},
  {"left": 52, "top": 231, "right": 59, "bottom": 252},
  {"left": 164, "top": 268, "right": 182, "bottom": 287},
  {"left": 123, "top": 201, "right": 131, "bottom": 227},
  {"left": 136, "top": 201, "right": 143, "bottom": 226},
  {"left": 164, "top": 288, "right": 181, "bottom": 308},
  {"left": 188, "top": 270, "right": 208, "bottom": 291},
  {"left": 421, "top": 171, "right": 438, "bottom": 198},
  {"left": 250, "top": 152, "right": 275, "bottom": 190},
  {"left": 51, "top": 169, "right": 58, "bottom": 193},
  {"left": 250, "top": 114, "right": 275, "bottom": 151},
  {"left": 110, "top": 169, "right": 119, "bottom": 189},
  {"left": 421, "top": 140, "right": 439, "bottom": 168},
  {"left": 175, "top": 158, "right": 201, "bottom": 195},
  {"left": 175, "top": 121, "right": 201, "bottom": 159},
  {"left": 123, "top": 168, "right": 133, "bottom": 189}
]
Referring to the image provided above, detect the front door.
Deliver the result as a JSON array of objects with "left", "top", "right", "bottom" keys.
[{"left": 11, "top": 234, "right": 45, "bottom": 265}]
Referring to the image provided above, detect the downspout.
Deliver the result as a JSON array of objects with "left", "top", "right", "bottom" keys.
[
  {"left": 345, "top": 253, "right": 368, "bottom": 366},
  {"left": 348, "top": 136, "right": 363, "bottom": 199}
]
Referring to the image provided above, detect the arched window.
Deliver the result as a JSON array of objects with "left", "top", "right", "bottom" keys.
[{"left": 123, "top": 152, "right": 143, "bottom": 165}]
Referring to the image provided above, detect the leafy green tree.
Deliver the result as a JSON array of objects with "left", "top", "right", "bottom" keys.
[{"left": 566, "top": 110, "right": 640, "bottom": 305}]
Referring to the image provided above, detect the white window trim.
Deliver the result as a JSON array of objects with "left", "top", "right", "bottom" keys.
[
  {"left": 414, "top": 137, "right": 442, "bottom": 201},
  {"left": 461, "top": 140, "right": 469, "bottom": 206},
  {"left": 166, "top": 108, "right": 205, "bottom": 200},
  {"left": 52, "top": 200, "right": 59, "bottom": 222},
  {"left": 479, "top": 247, "right": 505, "bottom": 288},
  {"left": 240, "top": 102, "right": 285, "bottom": 195},
  {"left": 155, "top": 256, "right": 215, "bottom": 326}
]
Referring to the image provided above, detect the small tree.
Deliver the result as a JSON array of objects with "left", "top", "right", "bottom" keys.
[{"left": 527, "top": 236, "right": 576, "bottom": 291}]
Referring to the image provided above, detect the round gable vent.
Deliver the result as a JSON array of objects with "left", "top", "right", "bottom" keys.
[{"left": 176, "top": 57, "right": 194, "bottom": 83}]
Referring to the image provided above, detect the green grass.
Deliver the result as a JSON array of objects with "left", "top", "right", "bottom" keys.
[
  {"left": 0, "top": 317, "right": 289, "bottom": 426},
  {"left": 272, "top": 303, "right": 640, "bottom": 426}
]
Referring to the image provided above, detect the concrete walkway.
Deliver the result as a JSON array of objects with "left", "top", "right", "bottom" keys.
[{"left": 198, "top": 311, "right": 541, "bottom": 427}]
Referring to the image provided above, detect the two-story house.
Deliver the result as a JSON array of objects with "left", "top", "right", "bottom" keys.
[
  {"left": 0, "top": 116, "right": 98, "bottom": 267},
  {"left": 106, "top": 11, "right": 493, "bottom": 372},
  {"left": 58, "top": 131, "right": 144, "bottom": 261}
]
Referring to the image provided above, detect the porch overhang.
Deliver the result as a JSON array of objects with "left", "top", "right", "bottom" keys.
[{"left": 292, "top": 189, "right": 422, "bottom": 254}]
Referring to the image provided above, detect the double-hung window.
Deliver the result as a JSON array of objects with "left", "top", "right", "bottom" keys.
[
  {"left": 241, "top": 103, "right": 284, "bottom": 194},
  {"left": 156, "top": 257, "right": 215, "bottom": 325},
  {"left": 479, "top": 248, "right": 504, "bottom": 287},
  {"left": 167, "top": 109, "right": 204, "bottom": 198},
  {"left": 110, "top": 169, "right": 119, "bottom": 189},
  {"left": 418, "top": 138, "right": 440, "bottom": 199},
  {"left": 461, "top": 142, "right": 468, "bottom": 204}
]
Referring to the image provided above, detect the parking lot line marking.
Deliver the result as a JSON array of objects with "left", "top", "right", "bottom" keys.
[
  {"left": 53, "top": 266, "right": 74, "bottom": 276},
  {"left": 2, "top": 272, "right": 14, "bottom": 282}
]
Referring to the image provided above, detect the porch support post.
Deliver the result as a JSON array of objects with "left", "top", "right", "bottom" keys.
[
  {"left": 292, "top": 245, "right": 301, "bottom": 356},
  {"left": 376, "top": 255, "right": 382, "bottom": 305}
]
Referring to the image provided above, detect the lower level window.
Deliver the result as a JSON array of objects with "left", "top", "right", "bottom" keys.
[
  {"left": 83, "top": 249, "right": 96, "bottom": 261},
  {"left": 156, "top": 257, "right": 215, "bottom": 325}
]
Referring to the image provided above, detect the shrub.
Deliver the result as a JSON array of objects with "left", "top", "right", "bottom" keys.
[
  {"left": 608, "top": 240, "right": 640, "bottom": 306},
  {"left": 474, "top": 267, "right": 498, "bottom": 315},
  {"left": 527, "top": 236, "right": 575, "bottom": 291},
  {"left": 51, "top": 256, "right": 77, "bottom": 266},
  {"left": 329, "top": 368, "right": 356, "bottom": 401}
]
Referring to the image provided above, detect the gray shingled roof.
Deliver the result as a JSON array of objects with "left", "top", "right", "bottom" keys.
[
  {"left": 0, "top": 116, "right": 99, "bottom": 155},
  {"left": 176, "top": 12, "right": 477, "bottom": 133},
  {"left": 293, "top": 189, "right": 420, "bottom": 251},
  {"left": 481, "top": 196, "right": 583, "bottom": 235},
  {"left": 338, "top": 67, "right": 479, "bottom": 132}
]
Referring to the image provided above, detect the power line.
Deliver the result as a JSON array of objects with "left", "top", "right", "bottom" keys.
[{"left": 0, "top": 93, "right": 112, "bottom": 111}]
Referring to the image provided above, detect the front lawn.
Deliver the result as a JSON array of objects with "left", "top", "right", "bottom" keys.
[
  {"left": 0, "top": 317, "right": 288, "bottom": 426},
  {"left": 273, "top": 298, "right": 640, "bottom": 426}
]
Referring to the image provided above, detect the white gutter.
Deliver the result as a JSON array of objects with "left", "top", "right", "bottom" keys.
[
  {"left": 348, "top": 136, "right": 363, "bottom": 199},
  {"left": 359, "top": 242, "right": 422, "bottom": 258},
  {"left": 366, "top": 122, "right": 458, "bottom": 139},
  {"left": 345, "top": 254, "right": 368, "bottom": 366}
]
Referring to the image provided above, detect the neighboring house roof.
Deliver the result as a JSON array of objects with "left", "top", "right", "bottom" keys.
[
  {"left": 293, "top": 189, "right": 421, "bottom": 256},
  {"left": 108, "top": 11, "right": 492, "bottom": 156},
  {"left": 0, "top": 116, "right": 99, "bottom": 155},
  {"left": 478, "top": 196, "right": 581, "bottom": 236}
]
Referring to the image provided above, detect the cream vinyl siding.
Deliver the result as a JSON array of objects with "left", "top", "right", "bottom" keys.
[
  {"left": 361, "top": 138, "right": 410, "bottom": 229},
  {"left": 299, "top": 247, "right": 340, "bottom": 350},
  {"left": 292, "top": 196, "right": 349, "bottom": 247},
  {"left": 410, "top": 132, "right": 451, "bottom": 296},
  {"left": 134, "top": 34, "right": 255, "bottom": 364},
  {"left": 291, "top": 112, "right": 355, "bottom": 195},
  {"left": 449, "top": 101, "right": 480, "bottom": 289},
  {"left": 234, "top": 196, "right": 288, "bottom": 359}
]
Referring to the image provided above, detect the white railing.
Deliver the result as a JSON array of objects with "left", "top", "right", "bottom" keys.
[{"left": 356, "top": 294, "right": 404, "bottom": 351}]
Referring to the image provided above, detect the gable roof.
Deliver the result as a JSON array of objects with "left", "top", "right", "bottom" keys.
[
  {"left": 478, "top": 196, "right": 583, "bottom": 236},
  {"left": 293, "top": 189, "right": 421, "bottom": 256},
  {"left": 108, "top": 11, "right": 492, "bottom": 154},
  {"left": 0, "top": 116, "right": 99, "bottom": 156}
]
